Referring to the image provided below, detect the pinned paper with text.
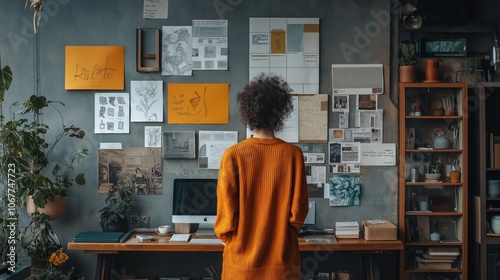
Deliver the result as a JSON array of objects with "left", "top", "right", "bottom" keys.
[
  {"left": 360, "top": 143, "right": 396, "bottom": 166},
  {"left": 144, "top": 0, "right": 168, "bottom": 19}
]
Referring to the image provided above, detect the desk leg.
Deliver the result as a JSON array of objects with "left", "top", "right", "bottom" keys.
[{"left": 96, "top": 254, "right": 113, "bottom": 280}]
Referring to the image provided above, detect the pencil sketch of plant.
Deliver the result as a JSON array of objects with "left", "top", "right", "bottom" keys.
[{"left": 131, "top": 80, "right": 163, "bottom": 122}]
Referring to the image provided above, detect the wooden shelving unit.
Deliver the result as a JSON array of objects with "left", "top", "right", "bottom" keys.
[
  {"left": 399, "top": 83, "right": 468, "bottom": 279},
  {"left": 469, "top": 82, "right": 500, "bottom": 280}
]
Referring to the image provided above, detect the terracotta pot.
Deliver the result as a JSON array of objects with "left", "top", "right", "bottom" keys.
[
  {"left": 26, "top": 195, "right": 66, "bottom": 220},
  {"left": 425, "top": 59, "right": 441, "bottom": 81},
  {"left": 433, "top": 109, "right": 444, "bottom": 116},
  {"left": 444, "top": 109, "right": 455, "bottom": 116},
  {"left": 399, "top": 65, "right": 417, "bottom": 83}
]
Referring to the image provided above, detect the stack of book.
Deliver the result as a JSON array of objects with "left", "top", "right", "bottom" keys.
[
  {"left": 335, "top": 221, "right": 359, "bottom": 238},
  {"left": 416, "top": 247, "right": 460, "bottom": 269}
]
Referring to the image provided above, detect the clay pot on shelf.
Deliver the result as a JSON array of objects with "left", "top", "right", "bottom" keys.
[
  {"left": 399, "top": 65, "right": 417, "bottom": 83},
  {"left": 432, "top": 108, "right": 444, "bottom": 116},
  {"left": 425, "top": 58, "right": 442, "bottom": 82},
  {"left": 444, "top": 109, "right": 455, "bottom": 116}
]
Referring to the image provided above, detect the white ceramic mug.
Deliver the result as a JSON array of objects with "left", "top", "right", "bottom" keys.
[
  {"left": 419, "top": 200, "right": 428, "bottom": 211},
  {"left": 155, "top": 225, "right": 171, "bottom": 234}
]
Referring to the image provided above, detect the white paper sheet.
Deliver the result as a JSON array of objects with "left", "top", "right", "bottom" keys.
[
  {"left": 131, "top": 80, "right": 163, "bottom": 122},
  {"left": 198, "top": 131, "right": 238, "bottom": 169},
  {"left": 192, "top": 20, "right": 228, "bottom": 70},
  {"left": 95, "top": 93, "right": 129, "bottom": 134}
]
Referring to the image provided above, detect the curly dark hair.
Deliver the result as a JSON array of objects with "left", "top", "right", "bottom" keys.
[{"left": 237, "top": 74, "right": 294, "bottom": 132}]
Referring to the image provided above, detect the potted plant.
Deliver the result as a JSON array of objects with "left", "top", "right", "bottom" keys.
[
  {"left": 0, "top": 68, "right": 88, "bottom": 219},
  {"left": 20, "top": 213, "right": 61, "bottom": 277},
  {"left": 397, "top": 41, "right": 418, "bottom": 83},
  {"left": 98, "top": 185, "right": 137, "bottom": 232}
]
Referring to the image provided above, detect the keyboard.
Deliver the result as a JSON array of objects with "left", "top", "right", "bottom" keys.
[
  {"left": 169, "top": 233, "right": 191, "bottom": 242},
  {"left": 189, "top": 238, "right": 223, "bottom": 244}
]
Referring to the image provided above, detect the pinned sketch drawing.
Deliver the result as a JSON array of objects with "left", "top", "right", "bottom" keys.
[
  {"left": 145, "top": 126, "right": 162, "bottom": 147},
  {"left": 329, "top": 174, "right": 360, "bottom": 206},
  {"left": 95, "top": 93, "right": 129, "bottom": 134},
  {"left": 162, "top": 26, "right": 192, "bottom": 76},
  {"left": 131, "top": 80, "right": 163, "bottom": 122},
  {"left": 167, "top": 83, "right": 229, "bottom": 124}
]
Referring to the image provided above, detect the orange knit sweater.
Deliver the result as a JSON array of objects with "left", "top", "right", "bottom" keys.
[{"left": 214, "top": 137, "right": 309, "bottom": 280}]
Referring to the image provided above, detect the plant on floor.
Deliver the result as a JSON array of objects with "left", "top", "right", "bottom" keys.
[{"left": 98, "top": 185, "right": 137, "bottom": 232}]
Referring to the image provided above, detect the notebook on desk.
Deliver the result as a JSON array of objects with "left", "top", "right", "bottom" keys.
[{"left": 73, "top": 231, "right": 130, "bottom": 243}]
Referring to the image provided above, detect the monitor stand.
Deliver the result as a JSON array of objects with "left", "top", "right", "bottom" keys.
[{"left": 196, "top": 227, "right": 215, "bottom": 236}]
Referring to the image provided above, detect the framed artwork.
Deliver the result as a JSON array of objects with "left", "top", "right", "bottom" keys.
[
  {"left": 162, "top": 131, "right": 196, "bottom": 159},
  {"left": 98, "top": 148, "right": 162, "bottom": 195}
]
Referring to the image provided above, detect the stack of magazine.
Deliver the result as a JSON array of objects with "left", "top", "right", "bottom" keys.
[{"left": 335, "top": 221, "right": 359, "bottom": 238}]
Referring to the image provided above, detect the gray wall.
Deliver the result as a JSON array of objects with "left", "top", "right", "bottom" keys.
[{"left": 0, "top": 0, "right": 397, "bottom": 277}]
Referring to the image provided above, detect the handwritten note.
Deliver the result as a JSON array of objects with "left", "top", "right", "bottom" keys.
[
  {"left": 167, "top": 83, "right": 229, "bottom": 124},
  {"left": 360, "top": 143, "right": 396, "bottom": 166},
  {"left": 143, "top": 0, "right": 168, "bottom": 19},
  {"left": 65, "top": 46, "right": 124, "bottom": 90}
]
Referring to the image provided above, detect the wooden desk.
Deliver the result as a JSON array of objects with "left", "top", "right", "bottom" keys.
[{"left": 68, "top": 233, "right": 403, "bottom": 279}]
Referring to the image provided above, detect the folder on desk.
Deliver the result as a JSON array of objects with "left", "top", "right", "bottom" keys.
[{"left": 73, "top": 231, "right": 126, "bottom": 243}]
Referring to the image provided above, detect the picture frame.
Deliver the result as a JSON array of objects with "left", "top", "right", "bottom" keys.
[
  {"left": 420, "top": 38, "right": 466, "bottom": 58},
  {"left": 162, "top": 131, "right": 196, "bottom": 159}
]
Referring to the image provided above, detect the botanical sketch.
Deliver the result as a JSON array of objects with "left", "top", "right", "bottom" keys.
[
  {"left": 145, "top": 126, "right": 162, "bottom": 147},
  {"left": 98, "top": 148, "right": 163, "bottom": 195},
  {"left": 162, "top": 26, "right": 192, "bottom": 76},
  {"left": 162, "top": 131, "right": 196, "bottom": 159},
  {"left": 131, "top": 80, "right": 163, "bottom": 122},
  {"left": 329, "top": 174, "right": 360, "bottom": 206}
]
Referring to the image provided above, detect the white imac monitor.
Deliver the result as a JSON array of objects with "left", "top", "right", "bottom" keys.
[{"left": 172, "top": 178, "right": 218, "bottom": 232}]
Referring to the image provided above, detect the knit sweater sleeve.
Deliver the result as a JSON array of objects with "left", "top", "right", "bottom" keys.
[
  {"left": 289, "top": 148, "right": 309, "bottom": 229},
  {"left": 214, "top": 149, "right": 239, "bottom": 243}
]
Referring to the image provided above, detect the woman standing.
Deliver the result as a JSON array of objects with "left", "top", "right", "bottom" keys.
[{"left": 215, "top": 74, "right": 309, "bottom": 279}]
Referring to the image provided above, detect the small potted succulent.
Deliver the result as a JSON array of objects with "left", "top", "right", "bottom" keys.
[{"left": 398, "top": 41, "right": 418, "bottom": 83}]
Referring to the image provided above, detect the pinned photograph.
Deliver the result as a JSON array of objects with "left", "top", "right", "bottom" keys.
[
  {"left": 356, "top": 94, "right": 377, "bottom": 110},
  {"left": 333, "top": 95, "right": 349, "bottom": 112},
  {"left": 162, "top": 131, "right": 196, "bottom": 159}
]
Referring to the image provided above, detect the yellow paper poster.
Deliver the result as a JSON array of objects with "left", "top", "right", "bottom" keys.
[
  {"left": 168, "top": 83, "right": 229, "bottom": 124},
  {"left": 65, "top": 46, "right": 125, "bottom": 90}
]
